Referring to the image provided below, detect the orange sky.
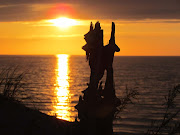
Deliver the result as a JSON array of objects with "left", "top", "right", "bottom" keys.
[{"left": 0, "top": 1, "right": 180, "bottom": 56}]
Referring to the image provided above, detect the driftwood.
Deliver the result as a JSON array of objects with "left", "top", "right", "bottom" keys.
[{"left": 75, "top": 22, "right": 120, "bottom": 135}]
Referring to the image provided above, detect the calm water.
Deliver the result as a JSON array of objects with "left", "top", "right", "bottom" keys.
[{"left": 0, "top": 55, "right": 180, "bottom": 135}]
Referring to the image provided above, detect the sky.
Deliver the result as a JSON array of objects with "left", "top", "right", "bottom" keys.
[{"left": 0, "top": 0, "right": 180, "bottom": 56}]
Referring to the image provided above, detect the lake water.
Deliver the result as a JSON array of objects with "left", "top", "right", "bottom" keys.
[{"left": 0, "top": 55, "right": 180, "bottom": 135}]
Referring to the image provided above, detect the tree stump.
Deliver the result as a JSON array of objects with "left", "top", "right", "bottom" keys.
[{"left": 75, "top": 21, "right": 120, "bottom": 135}]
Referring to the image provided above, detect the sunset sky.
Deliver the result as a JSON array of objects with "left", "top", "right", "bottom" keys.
[{"left": 0, "top": 0, "right": 180, "bottom": 56}]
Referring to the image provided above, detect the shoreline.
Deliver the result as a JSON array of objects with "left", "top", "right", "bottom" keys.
[{"left": 0, "top": 94, "right": 80, "bottom": 135}]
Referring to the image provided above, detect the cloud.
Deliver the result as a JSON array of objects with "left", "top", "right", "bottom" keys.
[
  {"left": 0, "top": 0, "right": 180, "bottom": 22},
  {"left": 78, "top": 0, "right": 180, "bottom": 20},
  {"left": 0, "top": 4, "right": 48, "bottom": 22}
]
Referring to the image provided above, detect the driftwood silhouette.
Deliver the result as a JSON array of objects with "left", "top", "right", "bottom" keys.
[{"left": 75, "top": 22, "right": 120, "bottom": 135}]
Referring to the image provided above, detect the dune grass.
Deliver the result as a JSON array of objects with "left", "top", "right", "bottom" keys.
[
  {"left": 0, "top": 67, "right": 25, "bottom": 100},
  {"left": 146, "top": 84, "right": 180, "bottom": 135},
  {"left": 114, "top": 85, "right": 139, "bottom": 119}
]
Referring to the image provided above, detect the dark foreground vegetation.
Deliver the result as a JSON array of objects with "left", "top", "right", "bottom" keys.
[{"left": 146, "top": 84, "right": 180, "bottom": 135}]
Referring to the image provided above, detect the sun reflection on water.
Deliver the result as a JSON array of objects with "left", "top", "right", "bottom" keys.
[{"left": 53, "top": 54, "right": 72, "bottom": 121}]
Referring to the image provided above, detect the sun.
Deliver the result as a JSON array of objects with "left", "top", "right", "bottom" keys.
[{"left": 48, "top": 17, "right": 79, "bottom": 29}]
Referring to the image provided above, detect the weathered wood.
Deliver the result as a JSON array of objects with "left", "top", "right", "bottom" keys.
[{"left": 75, "top": 21, "right": 121, "bottom": 135}]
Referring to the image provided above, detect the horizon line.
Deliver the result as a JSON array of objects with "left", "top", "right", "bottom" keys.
[{"left": 0, "top": 54, "right": 180, "bottom": 57}]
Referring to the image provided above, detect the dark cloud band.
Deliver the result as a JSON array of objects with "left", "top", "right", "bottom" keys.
[{"left": 0, "top": 0, "right": 180, "bottom": 22}]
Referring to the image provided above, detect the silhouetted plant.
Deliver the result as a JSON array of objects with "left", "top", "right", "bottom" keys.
[
  {"left": 145, "top": 84, "right": 180, "bottom": 135},
  {"left": 0, "top": 67, "right": 25, "bottom": 99},
  {"left": 114, "top": 85, "right": 139, "bottom": 119}
]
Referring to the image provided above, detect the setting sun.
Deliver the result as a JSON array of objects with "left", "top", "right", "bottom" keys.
[{"left": 48, "top": 17, "right": 79, "bottom": 29}]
